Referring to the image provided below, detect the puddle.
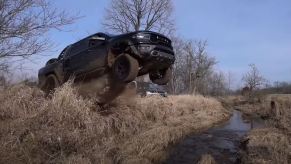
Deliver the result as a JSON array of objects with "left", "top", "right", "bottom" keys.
[{"left": 165, "top": 110, "right": 266, "bottom": 164}]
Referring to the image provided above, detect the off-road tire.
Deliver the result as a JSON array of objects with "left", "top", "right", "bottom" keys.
[
  {"left": 149, "top": 67, "right": 172, "bottom": 85},
  {"left": 42, "top": 74, "right": 60, "bottom": 95},
  {"left": 112, "top": 54, "right": 139, "bottom": 83}
]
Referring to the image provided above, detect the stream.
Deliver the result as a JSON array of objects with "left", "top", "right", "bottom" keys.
[{"left": 165, "top": 110, "right": 266, "bottom": 164}]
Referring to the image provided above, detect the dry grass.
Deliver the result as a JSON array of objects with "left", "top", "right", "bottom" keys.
[
  {"left": 228, "top": 94, "right": 291, "bottom": 125},
  {"left": 261, "top": 94, "right": 291, "bottom": 132},
  {"left": 241, "top": 128, "right": 291, "bottom": 164},
  {"left": 237, "top": 94, "right": 291, "bottom": 131},
  {"left": 197, "top": 154, "right": 216, "bottom": 164},
  {"left": 0, "top": 83, "right": 229, "bottom": 164},
  {"left": 221, "top": 95, "right": 263, "bottom": 117},
  {"left": 231, "top": 94, "right": 291, "bottom": 164}
]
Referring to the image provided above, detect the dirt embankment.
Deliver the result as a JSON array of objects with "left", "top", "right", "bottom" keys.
[
  {"left": 0, "top": 83, "right": 229, "bottom": 164},
  {"left": 223, "top": 95, "right": 291, "bottom": 164}
]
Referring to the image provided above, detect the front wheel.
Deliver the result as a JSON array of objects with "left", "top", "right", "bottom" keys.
[
  {"left": 41, "top": 74, "right": 60, "bottom": 96},
  {"left": 112, "top": 54, "right": 139, "bottom": 83},
  {"left": 149, "top": 67, "right": 172, "bottom": 85}
]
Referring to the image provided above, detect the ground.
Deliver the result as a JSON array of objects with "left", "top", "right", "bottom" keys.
[
  {"left": 223, "top": 94, "right": 291, "bottom": 164},
  {"left": 0, "top": 83, "right": 230, "bottom": 164}
]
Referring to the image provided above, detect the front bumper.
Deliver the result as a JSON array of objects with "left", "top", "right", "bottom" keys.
[
  {"left": 149, "top": 49, "right": 175, "bottom": 64},
  {"left": 137, "top": 44, "right": 175, "bottom": 65}
]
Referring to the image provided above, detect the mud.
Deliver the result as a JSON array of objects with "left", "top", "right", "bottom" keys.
[
  {"left": 75, "top": 75, "right": 127, "bottom": 104},
  {"left": 165, "top": 110, "right": 267, "bottom": 164}
]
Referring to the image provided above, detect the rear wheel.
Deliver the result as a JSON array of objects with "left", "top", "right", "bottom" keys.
[
  {"left": 149, "top": 67, "right": 172, "bottom": 85},
  {"left": 112, "top": 54, "right": 139, "bottom": 83},
  {"left": 41, "top": 74, "right": 60, "bottom": 96}
]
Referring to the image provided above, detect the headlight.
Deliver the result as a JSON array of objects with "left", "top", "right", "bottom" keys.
[{"left": 132, "top": 33, "right": 151, "bottom": 40}]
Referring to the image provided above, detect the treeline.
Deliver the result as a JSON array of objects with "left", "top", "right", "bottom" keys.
[
  {"left": 167, "top": 38, "right": 229, "bottom": 96},
  {"left": 238, "top": 64, "right": 291, "bottom": 96},
  {"left": 261, "top": 81, "right": 291, "bottom": 94}
]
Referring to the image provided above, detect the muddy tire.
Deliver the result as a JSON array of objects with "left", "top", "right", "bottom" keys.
[
  {"left": 112, "top": 54, "right": 139, "bottom": 83},
  {"left": 149, "top": 67, "right": 172, "bottom": 85},
  {"left": 41, "top": 74, "right": 60, "bottom": 95}
]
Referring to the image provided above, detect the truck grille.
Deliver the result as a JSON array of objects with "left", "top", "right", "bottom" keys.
[{"left": 150, "top": 34, "right": 172, "bottom": 47}]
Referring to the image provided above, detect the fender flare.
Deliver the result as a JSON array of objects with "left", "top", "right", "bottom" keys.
[{"left": 107, "top": 40, "right": 141, "bottom": 68}]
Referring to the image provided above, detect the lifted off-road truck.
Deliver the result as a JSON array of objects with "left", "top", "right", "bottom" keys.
[{"left": 38, "top": 31, "right": 175, "bottom": 102}]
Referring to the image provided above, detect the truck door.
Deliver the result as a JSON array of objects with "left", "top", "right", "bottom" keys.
[
  {"left": 63, "top": 36, "right": 108, "bottom": 79},
  {"left": 83, "top": 36, "right": 108, "bottom": 72},
  {"left": 63, "top": 40, "right": 88, "bottom": 77}
]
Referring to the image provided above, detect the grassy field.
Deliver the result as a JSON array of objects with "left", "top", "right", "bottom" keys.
[
  {"left": 0, "top": 83, "right": 229, "bottom": 164},
  {"left": 241, "top": 128, "right": 290, "bottom": 164},
  {"left": 228, "top": 94, "right": 291, "bottom": 164}
]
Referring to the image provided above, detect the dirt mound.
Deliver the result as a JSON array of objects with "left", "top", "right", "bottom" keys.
[{"left": 0, "top": 83, "right": 229, "bottom": 164}]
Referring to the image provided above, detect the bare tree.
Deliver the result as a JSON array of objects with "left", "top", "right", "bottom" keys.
[
  {"left": 168, "top": 38, "right": 218, "bottom": 95},
  {"left": 208, "top": 71, "right": 227, "bottom": 96},
  {"left": 168, "top": 36, "right": 191, "bottom": 94},
  {"left": 0, "top": 74, "right": 6, "bottom": 87},
  {"left": 0, "top": 0, "right": 78, "bottom": 73},
  {"left": 226, "top": 71, "right": 234, "bottom": 91},
  {"left": 0, "top": 61, "right": 8, "bottom": 73},
  {"left": 103, "top": 0, "right": 174, "bottom": 35},
  {"left": 188, "top": 41, "right": 216, "bottom": 94},
  {"left": 242, "top": 64, "right": 266, "bottom": 91}
]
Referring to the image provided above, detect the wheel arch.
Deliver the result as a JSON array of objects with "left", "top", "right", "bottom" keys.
[
  {"left": 107, "top": 39, "right": 141, "bottom": 68},
  {"left": 39, "top": 72, "right": 60, "bottom": 88}
]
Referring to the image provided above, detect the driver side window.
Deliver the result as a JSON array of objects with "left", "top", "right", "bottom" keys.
[
  {"left": 58, "top": 46, "right": 70, "bottom": 59},
  {"left": 89, "top": 39, "right": 100, "bottom": 47},
  {"left": 88, "top": 36, "right": 106, "bottom": 48}
]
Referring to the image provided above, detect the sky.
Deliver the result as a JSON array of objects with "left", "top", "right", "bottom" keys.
[{"left": 24, "top": 0, "right": 291, "bottom": 87}]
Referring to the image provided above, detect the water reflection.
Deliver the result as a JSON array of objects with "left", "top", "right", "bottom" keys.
[{"left": 165, "top": 110, "right": 266, "bottom": 164}]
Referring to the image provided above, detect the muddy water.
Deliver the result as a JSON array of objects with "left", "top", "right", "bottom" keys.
[{"left": 165, "top": 110, "right": 266, "bottom": 164}]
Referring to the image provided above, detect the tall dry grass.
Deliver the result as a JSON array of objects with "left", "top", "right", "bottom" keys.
[
  {"left": 233, "top": 94, "right": 291, "bottom": 164},
  {"left": 197, "top": 154, "right": 216, "bottom": 164},
  {"left": 261, "top": 94, "right": 291, "bottom": 132},
  {"left": 241, "top": 128, "right": 291, "bottom": 164},
  {"left": 0, "top": 83, "right": 229, "bottom": 164}
]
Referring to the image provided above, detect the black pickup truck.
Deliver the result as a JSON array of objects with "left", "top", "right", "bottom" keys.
[{"left": 38, "top": 31, "right": 175, "bottom": 95}]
